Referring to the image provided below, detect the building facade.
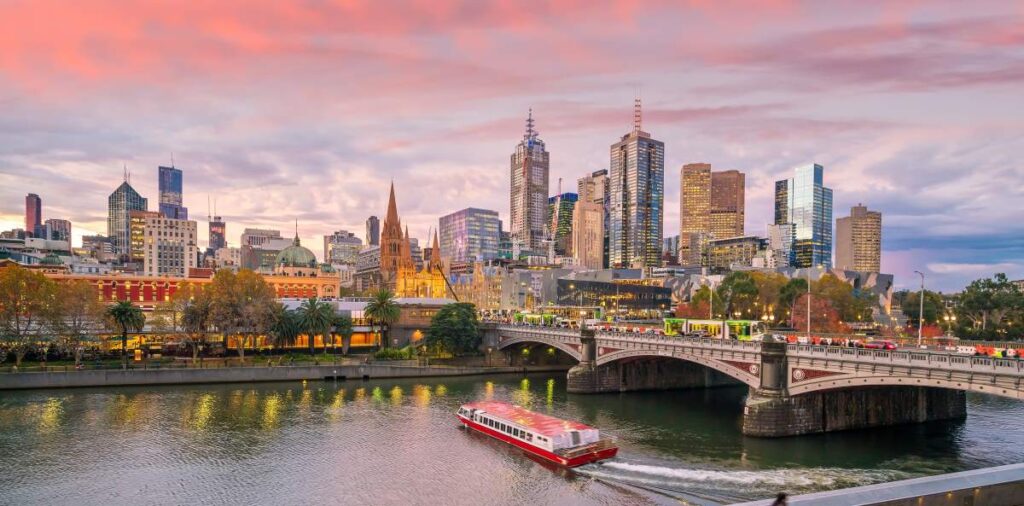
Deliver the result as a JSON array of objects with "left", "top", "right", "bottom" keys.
[
  {"left": 705, "top": 236, "right": 766, "bottom": 270},
  {"left": 509, "top": 110, "right": 549, "bottom": 252},
  {"left": 547, "top": 193, "right": 578, "bottom": 257},
  {"left": 380, "top": 183, "right": 447, "bottom": 297},
  {"left": 774, "top": 164, "right": 833, "bottom": 268},
  {"left": 577, "top": 169, "right": 609, "bottom": 268},
  {"left": 141, "top": 216, "right": 198, "bottom": 277},
  {"left": 678, "top": 164, "right": 745, "bottom": 266},
  {"left": 609, "top": 100, "right": 664, "bottom": 268},
  {"left": 25, "top": 193, "right": 42, "bottom": 238},
  {"left": 438, "top": 208, "right": 500, "bottom": 263},
  {"left": 571, "top": 199, "right": 604, "bottom": 270},
  {"left": 323, "top": 230, "right": 362, "bottom": 266},
  {"left": 43, "top": 219, "right": 71, "bottom": 244},
  {"left": 365, "top": 215, "right": 380, "bottom": 246},
  {"left": 835, "top": 204, "right": 882, "bottom": 272},
  {"left": 129, "top": 211, "right": 162, "bottom": 263},
  {"left": 108, "top": 181, "right": 149, "bottom": 258},
  {"left": 241, "top": 228, "right": 282, "bottom": 248},
  {"left": 208, "top": 215, "right": 226, "bottom": 251},
  {"left": 157, "top": 165, "right": 188, "bottom": 220}
]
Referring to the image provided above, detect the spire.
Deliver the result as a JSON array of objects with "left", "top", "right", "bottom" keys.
[
  {"left": 404, "top": 225, "right": 409, "bottom": 240},
  {"left": 293, "top": 219, "right": 300, "bottom": 245},
  {"left": 633, "top": 97, "right": 642, "bottom": 133},
  {"left": 524, "top": 108, "right": 537, "bottom": 141},
  {"left": 123, "top": 163, "right": 128, "bottom": 183},
  {"left": 431, "top": 229, "right": 441, "bottom": 267},
  {"left": 386, "top": 181, "right": 400, "bottom": 224}
]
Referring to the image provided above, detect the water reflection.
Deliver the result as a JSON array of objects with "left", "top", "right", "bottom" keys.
[{"left": 37, "top": 398, "right": 63, "bottom": 434}]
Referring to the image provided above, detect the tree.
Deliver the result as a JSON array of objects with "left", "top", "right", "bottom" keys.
[
  {"left": 181, "top": 290, "right": 213, "bottom": 364},
  {"left": 956, "top": 273, "right": 1024, "bottom": 340},
  {"left": 50, "top": 280, "right": 105, "bottom": 367},
  {"left": 900, "top": 289, "right": 945, "bottom": 326},
  {"left": 208, "top": 269, "right": 276, "bottom": 360},
  {"left": 365, "top": 289, "right": 400, "bottom": 349},
  {"left": 717, "top": 271, "right": 758, "bottom": 319},
  {"left": 105, "top": 301, "right": 145, "bottom": 369},
  {"left": 0, "top": 265, "right": 56, "bottom": 366},
  {"left": 269, "top": 303, "right": 301, "bottom": 351},
  {"left": 689, "top": 286, "right": 722, "bottom": 319},
  {"left": 750, "top": 271, "right": 787, "bottom": 321},
  {"left": 151, "top": 283, "right": 198, "bottom": 344},
  {"left": 333, "top": 315, "right": 354, "bottom": 355},
  {"left": 425, "top": 303, "right": 480, "bottom": 356},
  {"left": 791, "top": 294, "right": 845, "bottom": 334},
  {"left": 779, "top": 278, "right": 808, "bottom": 326},
  {"left": 298, "top": 297, "right": 334, "bottom": 356},
  {"left": 675, "top": 301, "right": 710, "bottom": 319}
]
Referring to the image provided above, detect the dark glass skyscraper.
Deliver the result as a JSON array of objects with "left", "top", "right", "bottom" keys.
[
  {"left": 365, "top": 216, "right": 380, "bottom": 246},
  {"left": 547, "top": 193, "right": 578, "bottom": 256},
  {"left": 158, "top": 165, "right": 188, "bottom": 220},
  {"left": 609, "top": 100, "right": 664, "bottom": 268},
  {"left": 209, "top": 215, "right": 226, "bottom": 251},
  {"left": 108, "top": 180, "right": 149, "bottom": 257},
  {"left": 774, "top": 164, "right": 833, "bottom": 268}
]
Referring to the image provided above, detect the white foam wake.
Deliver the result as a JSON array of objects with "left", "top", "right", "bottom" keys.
[{"left": 589, "top": 461, "right": 907, "bottom": 489}]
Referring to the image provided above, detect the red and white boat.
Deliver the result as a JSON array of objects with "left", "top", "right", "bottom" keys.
[{"left": 456, "top": 401, "right": 618, "bottom": 468}]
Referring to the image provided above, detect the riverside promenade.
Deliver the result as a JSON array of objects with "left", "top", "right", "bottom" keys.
[{"left": 0, "top": 362, "right": 571, "bottom": 390}]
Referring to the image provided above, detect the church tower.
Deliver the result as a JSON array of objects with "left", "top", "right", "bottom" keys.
[{"left": 380, "top": 182, "right": 406, "bottom": 289}]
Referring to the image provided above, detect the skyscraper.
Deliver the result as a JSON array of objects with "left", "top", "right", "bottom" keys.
[
  {"left": 678, "top": 164, "right": 745, "bottom": 265},
  {"left": 158, "top": 165, "right": 188, "bottom": 220},
  {"left": 365, "top": 216, "right": 380, "bottom": 246},
  {"left": 577, "top": 169, "right": 609, "bottom": 267},
  {"left": 438, "top": 208, "right": 500, "bottom": 263},
  {"left": 25, "top": 193, "right": 41, "bottom": 237},
  {"left": 774, "top": 164, "right": 833, "bottom": 268},
  {"left": 547, "top": 192, "right": 578, "bottom": 256},
  {"left": 209, "top": 215, "right": 226, "bottom": 251},
  {"left": 609, "top": 100, "right": 664, "bottom": 268},
  {"left": 510, "top": 109, "right": 549, "bottom": 252},
  {"left": 324, "top": 230, "right": 363, "bottom": 265},
  {"left": 142, "top": 215, "right": 198, "bottom": 278},
  {"left": 572, "top": 199, "right": 604, "bottom": 269},
  {"left": 835, "top": 204, "right": 882, "bottom": 272},
  {"left": 108, "top": 178, "right": 149, "bottom": 258},
  {"left": 43, "top": 219, "right": 71, "bottom": 245}
]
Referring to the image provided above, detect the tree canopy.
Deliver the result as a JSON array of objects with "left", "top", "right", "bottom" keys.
[{"left": 424, "top": 303, "right": 480, "bottom": 356}]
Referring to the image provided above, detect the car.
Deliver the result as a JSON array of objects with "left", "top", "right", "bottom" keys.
[{"left": 864, "top": 340, "right": 898, "bottom": 350}]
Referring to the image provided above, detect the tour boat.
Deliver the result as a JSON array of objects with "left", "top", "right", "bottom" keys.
[{"left": 456, "top": 401, "right": 618, "bottom": 468}]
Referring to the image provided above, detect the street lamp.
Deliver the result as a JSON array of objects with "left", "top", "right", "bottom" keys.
[{"left": 914, "top": 270, "right": 925, "bottom": 346}]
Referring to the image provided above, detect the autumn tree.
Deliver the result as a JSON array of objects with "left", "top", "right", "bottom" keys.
[
  {"left": 0, "top": 265, "right": 56, "bottom": 366},
  {"left": 791, "top": 294, "right": 846, "bottom": 334},
  {"left": 208, "top": 269, "right": 276, "bottom": 360},
  {"left": 50, "top": 280, "right": 105, "bottom": 366}
]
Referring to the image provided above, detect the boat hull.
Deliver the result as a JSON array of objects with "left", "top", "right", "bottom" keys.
[{"left": 457, "top": 414, "right": 618, "bottom": 468}]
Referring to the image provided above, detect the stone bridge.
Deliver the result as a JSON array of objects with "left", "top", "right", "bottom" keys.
[{"left": 483, "top": 323, "right": 1024, "bottom": 437}]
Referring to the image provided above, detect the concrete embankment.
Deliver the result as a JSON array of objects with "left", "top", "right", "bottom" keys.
[{"left": 0, "top": 364, "right": 571, "bottom": 390}]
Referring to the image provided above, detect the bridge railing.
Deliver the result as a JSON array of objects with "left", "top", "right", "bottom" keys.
[
  {"left": 596, "top": 331, "right": 763, "bottom": 352},
  {"left": 787, "top": 343, "right": 1024, "bottom": 374}
]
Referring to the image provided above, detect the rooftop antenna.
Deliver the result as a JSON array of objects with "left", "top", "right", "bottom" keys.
[
  {"left": 633, "top": 95, "right": 642, "bottom": 133},
  {"left": 207, "top": 195, "right": 211, "bottom": 221},
  {"left": 170, "top": 152, "right": 175, "bottom": 168},
  {"left": 123, "top": 163, "right": 128, "bottom": 183},
  {"left": 525, "top": 108, "right": 536, "bottom": 140}
]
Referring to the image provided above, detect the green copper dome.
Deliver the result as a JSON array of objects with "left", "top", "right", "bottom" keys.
[
  {"left": 40, "top": 253, "right": 64, "bottom": 266},
  {"left": 275, "top": 236, "right": 317, "bottom": 268}
]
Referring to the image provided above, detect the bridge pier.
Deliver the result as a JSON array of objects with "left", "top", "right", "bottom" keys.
[{"left": 742, "top": 386, "right": 967, "bottom": 437}]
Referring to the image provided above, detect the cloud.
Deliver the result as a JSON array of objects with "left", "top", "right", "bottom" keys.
[{"left": 927, "top": 262, "right": 1021, "bottom": 275}]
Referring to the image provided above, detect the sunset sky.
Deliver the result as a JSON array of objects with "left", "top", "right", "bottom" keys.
[{"left": 1, "top": 0, "right": 1022, "bottom": 291}]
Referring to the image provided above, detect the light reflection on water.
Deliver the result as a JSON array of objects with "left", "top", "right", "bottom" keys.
[{"left": 0, "top": 375, "right": 1022, "bottom": 505}]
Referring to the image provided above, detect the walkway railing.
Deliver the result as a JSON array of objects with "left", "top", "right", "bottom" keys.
[{"left": 787, "top": 343, "right": 1024, "bottom": 374}]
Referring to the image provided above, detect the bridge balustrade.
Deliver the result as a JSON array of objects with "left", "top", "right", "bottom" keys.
[{"left": 788, "top": 343, "right": 1024, "bottom": 375}]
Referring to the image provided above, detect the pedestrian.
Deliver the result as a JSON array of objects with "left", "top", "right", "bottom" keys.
[{"left": 771, "top": 492, "right": 788, "bottom": 506}]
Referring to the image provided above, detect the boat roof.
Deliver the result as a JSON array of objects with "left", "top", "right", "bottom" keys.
[{"left": 462, "top": 401, "right": 594, "bottom": 437}]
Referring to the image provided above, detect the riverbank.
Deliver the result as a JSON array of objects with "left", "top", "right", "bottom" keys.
[{"left": 0, "top": 363, "right": 572, "bottom": 390}]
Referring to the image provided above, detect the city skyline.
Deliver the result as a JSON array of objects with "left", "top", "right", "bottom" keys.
[{"left": 1, "top": 2, "right": 1023, "bottom": 291}]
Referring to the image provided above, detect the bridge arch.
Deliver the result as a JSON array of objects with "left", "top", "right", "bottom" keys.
[
  {"left": 495, "top": 335, "right": 582, "bottom": 362},
  {"left": 788, "top": 374, "right": 1024, "bottom": 400},
  {"left": 596, "top": 349, "right": 760, "bottom": 388}
]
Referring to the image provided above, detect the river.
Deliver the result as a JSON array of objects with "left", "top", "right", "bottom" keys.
[{"left": 2, "top": 373, "right": 1023, "bottom": 505}]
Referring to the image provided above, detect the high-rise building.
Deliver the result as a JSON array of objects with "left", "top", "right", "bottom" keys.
[
  {"left": 438, "top": 208, "right": 501, "bottom": 263},
  {"left": 108, "top": 179, "right": 149, "bottom": 258},
  {"left": 577, "top": 169, "right": 609, "bottom": 267},
  {"left": 43, "top": 219, "right": 72, "bottom": 244},
  {"left": 241, "top": 228, "right": 282, "bottom": 247},
  {"left": 158, "top": 165, "right": 188, "bottom": 220},
  {"left": 142, "top": 216, "right": 198, "bottom": 277},
  {"left": 547, "top": 193, "right": 578, "bottom": 256},
  {"left": 324, "top": 230, "right": 363, "bottom": 266},
  {"left": 679, "top": 164, "right": 745, "bottom": 265},
  {"left": 571, "top": 199, "right": 604, "bottom": 269},
  {"left": 25, "top": 193, "right": 42, "bottom": 238},
  {"left": 365, "top": 216, "right": 380, "bottom": 246},
  {"left": 705, "top": 236, "right": 766, "bottom": 270},
  {"left": 129, "top": 211, "right": 162, "bottom": 263},
  {"left": 835, "top": 204, "right": 882, "bottom": 272},
  {"left": 509, "top": 109, "right": 549, "bottom": 252},
  {"left": 609, "top": 100, "right": 664, "bottom": 268},
  {"left": 208, "top": 215, "right": 226, "bottom": 251},
  {"left": 774, "top": 164, "right": 833, "bottom": 268}
]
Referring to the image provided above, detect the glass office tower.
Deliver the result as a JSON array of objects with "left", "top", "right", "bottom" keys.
[
  {"left": 609, "top": 100, "right": 664, "bottom": 268},
  {"left": 774, "top": 164, "right": 833, "bottom": 268},
  {"left": 158, "top": 165, "right": 188, "bottom": 220}
]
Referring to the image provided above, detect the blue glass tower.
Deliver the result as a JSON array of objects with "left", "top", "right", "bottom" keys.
[
  {"left": 158, "top": 165, "right": 188, "bottom": 220},
  {"left": 608, "top": 100, "right": 664, "bottom": 268},
  {"left": 774, "top": 163, "right": 833, "bottom": 268}
]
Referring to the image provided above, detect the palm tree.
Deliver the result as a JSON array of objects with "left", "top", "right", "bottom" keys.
[
  {"left": 269, "top": 304, "right": 301, "bottom": 353},
  {"left": 106, "top": 301, "right": 145, "bottom": 370},
  {"left": 365, "top": 289, "right": 400, "bottom": 350},
  {"left": 298, "top": 297, "right": 334, "bottom": 356},
  {"left": 333, "top": 315, "right": 354, "bottom": 356}
]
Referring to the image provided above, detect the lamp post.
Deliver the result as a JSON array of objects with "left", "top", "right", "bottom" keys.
[{"left": 914, "top": 270, "right": 925, "bottom": 347}]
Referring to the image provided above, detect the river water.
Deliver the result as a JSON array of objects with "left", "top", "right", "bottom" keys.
[{"left": 2, "top": 374, "right": 1023, "bottom": 505}]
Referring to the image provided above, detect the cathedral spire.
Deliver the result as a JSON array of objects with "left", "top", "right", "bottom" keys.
[{"left": 386, "top": 181, "right": 400, "bottom": 224}]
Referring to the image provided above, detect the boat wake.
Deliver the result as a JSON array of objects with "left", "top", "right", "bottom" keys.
[{"left": 576, "top": 460, "right": 913, "bottom": 503}]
